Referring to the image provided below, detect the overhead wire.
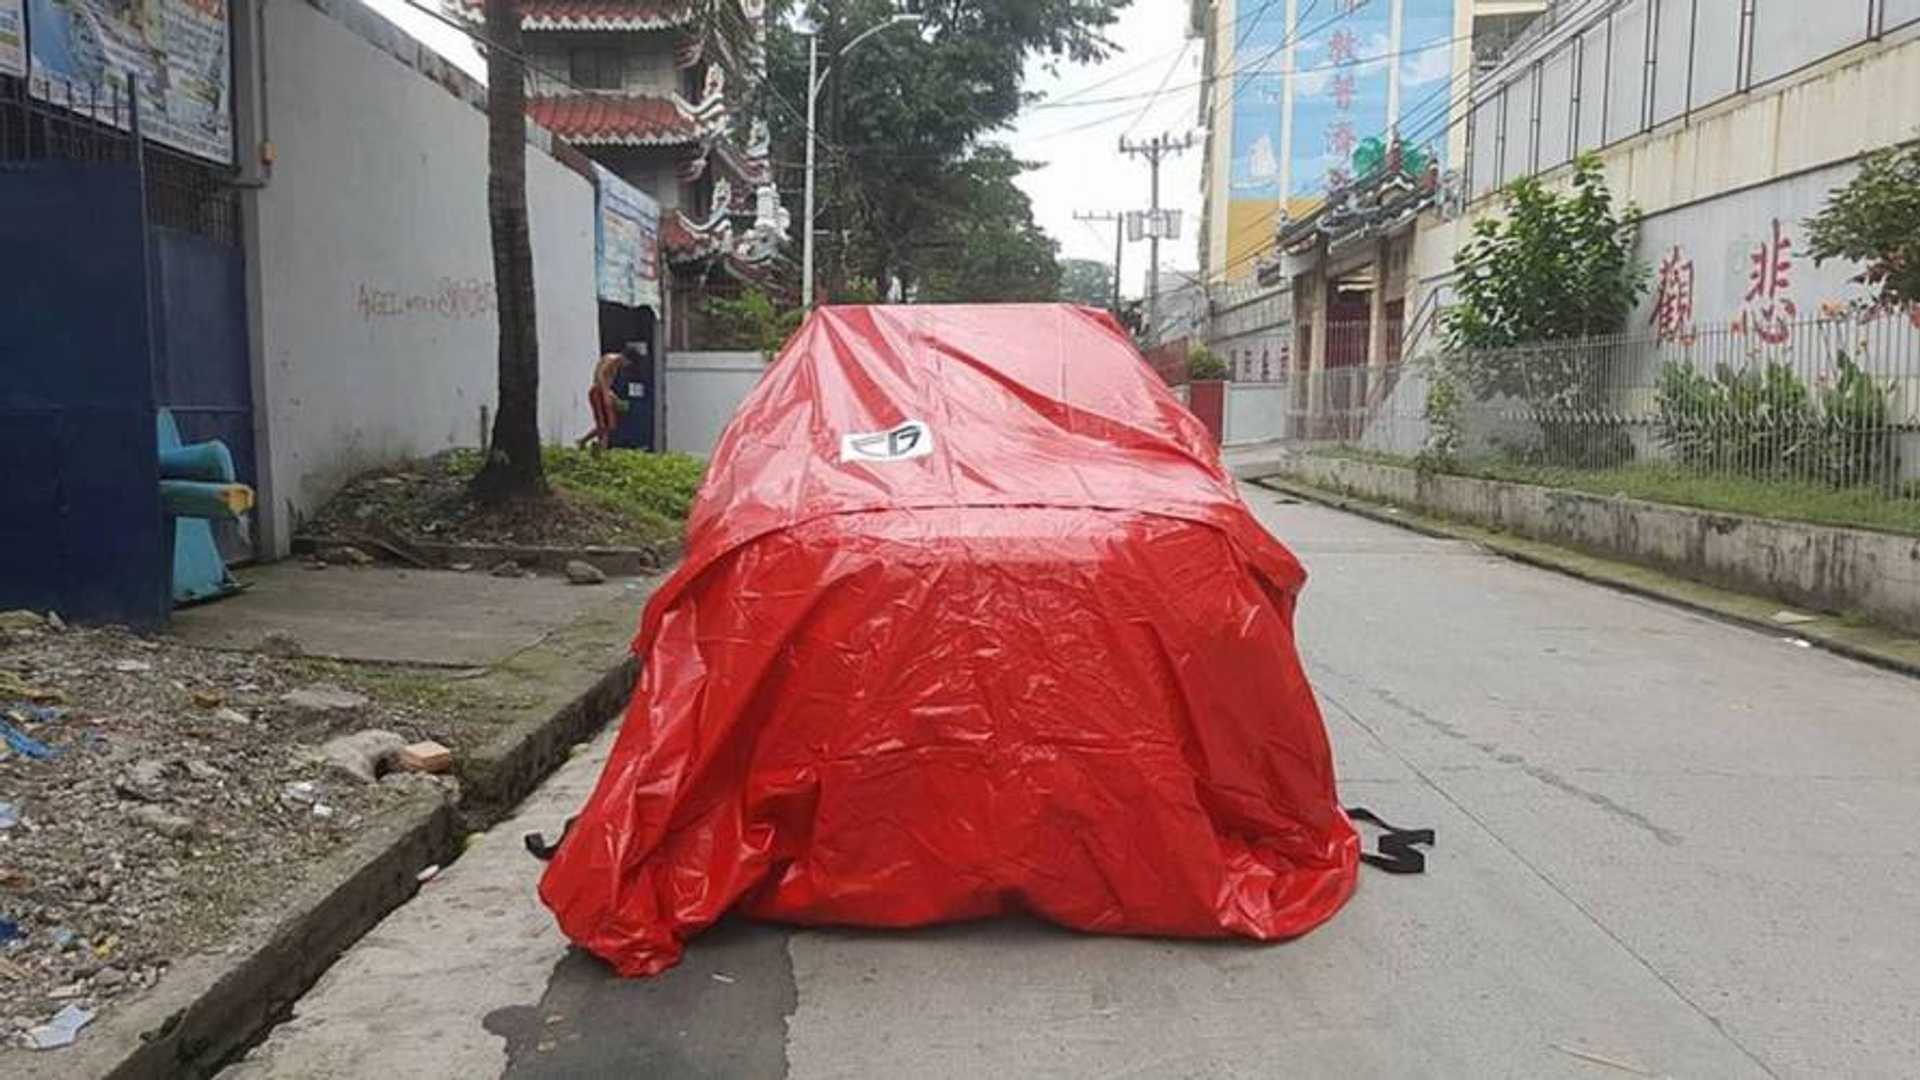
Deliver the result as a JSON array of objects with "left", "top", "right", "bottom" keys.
[{"left": 1204, "top": 60, "right": 1483, "bottom": 285}]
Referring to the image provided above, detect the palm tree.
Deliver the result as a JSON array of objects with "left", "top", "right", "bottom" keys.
[{"left": 472, "top": 0, "right": 545, "bottom": 501}]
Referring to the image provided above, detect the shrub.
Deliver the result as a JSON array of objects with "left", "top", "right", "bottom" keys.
[
  {"left": 1654, "top": 352, "right": 1898, "bottom": 486},
  {"left": 1187, "top": 345, "right": 1228, "bottom": 381}
]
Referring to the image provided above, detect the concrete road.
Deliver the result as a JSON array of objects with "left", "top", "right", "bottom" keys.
[{"left": 222, "top": 493, "right": 1920, "bottom": 1079}]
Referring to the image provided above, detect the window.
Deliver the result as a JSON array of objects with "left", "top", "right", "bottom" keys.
[{"left": 570, "top": 48, "right": 625, "bottom": 90}]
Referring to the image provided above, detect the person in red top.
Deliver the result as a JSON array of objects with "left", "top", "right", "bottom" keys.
[{"left": 577, "top": 351, "right": 630, "bottom": 452}]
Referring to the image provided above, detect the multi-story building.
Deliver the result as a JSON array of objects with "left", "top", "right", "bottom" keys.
[
  {"left": 468, "top": 0, "right": 786, "bottom": 346},
  {"left": 1191, "top": 0, "right": 1546, "bottom": 384}
]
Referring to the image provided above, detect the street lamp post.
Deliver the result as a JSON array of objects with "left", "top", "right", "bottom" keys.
[{"left": 800, "top": 13, "right": 922, "bottom": 308}]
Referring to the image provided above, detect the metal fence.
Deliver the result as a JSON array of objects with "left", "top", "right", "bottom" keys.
[
  {"left": 1287, "top": 314, "right": 1920, "bottom": 500},
  {"left": 1466, "top": 0, "right": 1920, "bottom": 203},
  {"left": 1, "top": 74, "right": 241, "bottom": 246}
]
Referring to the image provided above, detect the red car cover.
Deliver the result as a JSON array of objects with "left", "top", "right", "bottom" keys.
[{"left": 539, "top": 304, "right": 1360, "bottom": 976}]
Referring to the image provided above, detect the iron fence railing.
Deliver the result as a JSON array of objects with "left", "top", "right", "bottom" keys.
[
  {"left": 1268, "top": 314, "right": 1920, "bottom": 503},
  {"left": 1, "top": 74, "right": 241, "bottom": 247}
]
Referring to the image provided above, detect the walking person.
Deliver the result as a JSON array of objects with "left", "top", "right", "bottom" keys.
[{"left": 577, "top": 351, "right": 630, "bottom": 452}]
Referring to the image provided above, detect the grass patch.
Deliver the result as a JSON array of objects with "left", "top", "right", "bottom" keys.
[
  {"left": 441, "top": 446, "right": 704, "bottom": 539},
  {"left": 310, "top": 447, "right": 707, "bottom": 549},
  {"left": 1315, "top": 447, "right": 1920, "bottom": 536}
]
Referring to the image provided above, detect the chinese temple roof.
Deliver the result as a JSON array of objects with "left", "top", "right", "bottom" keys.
[
  {"left": 457, "top": 0, "right": 694, "bottom": 30},
  {"left": 526, "top": 95, "right": 700, "bottom": 146}
]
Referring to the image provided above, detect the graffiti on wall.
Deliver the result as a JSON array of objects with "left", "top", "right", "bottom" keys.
[
  {"left": 355, "top": 279, "right": 498, "bottom": 321},
  {"left": 1634, "top": 161, "right": 1920, "bottom": 344}
]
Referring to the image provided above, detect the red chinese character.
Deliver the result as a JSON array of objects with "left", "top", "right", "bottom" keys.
[
  {"left": 1327, "top": 29, "right": 1360, "bottom": 65},
  {"left": 1325, "top": 117, "right": 1358, "bottom": 159},
  {"left": 1330, "top": 71, "right": 1357, "bottom": 111},
  {"left": 1740, "top": 218, "right": 1797, "bottom": 344},
  {"left": 1651, "top": 244, "right": 1694, "bottom": 345}
]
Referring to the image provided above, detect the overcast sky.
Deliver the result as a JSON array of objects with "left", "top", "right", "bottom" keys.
[
  {"left": 1006, "top": 0, "right": 1203, "bottom": 294},
  {"left": 359, "top": 0, "right": 1203, "bottom": 295}
]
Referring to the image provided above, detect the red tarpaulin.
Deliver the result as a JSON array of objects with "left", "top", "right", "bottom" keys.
[{"left": 539, "top": 304, "right": 1360, "bottom": 976}]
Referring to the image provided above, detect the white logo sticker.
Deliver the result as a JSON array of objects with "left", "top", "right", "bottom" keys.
[{"left": 840, "top": 420, "right": 932, "bottom": 463}]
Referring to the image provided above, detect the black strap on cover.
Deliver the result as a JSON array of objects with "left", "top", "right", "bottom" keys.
[{"left": 1346, "top": 806, "right": 1434, "bottom": 874}]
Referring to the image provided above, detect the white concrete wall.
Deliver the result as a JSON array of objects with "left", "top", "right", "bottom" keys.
[
  {"left": 1409, "top": 24, "right": 1920, "bottom": 359},
  {"left": 1223, "top": 382, "right": 1288, "bottom": 446},
  {"left": 253, "top": 0, "right": 599, "bottom": 554},
  {"left": 664, "top": 350, "right": 765, "bottom": 455}
]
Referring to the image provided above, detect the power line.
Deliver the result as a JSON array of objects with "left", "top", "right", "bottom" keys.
[
  {"left": 1028, "top": 39, "right": 1197, "bottom": 110},
  {"left": 1121, "top": 37, "right": 1192, "bottom": 137},
  {"left": 1023, "top": 29, "right": 1472, "bottom": 112},
  {"left": 1205, "top": 63, "right": 1482, "bottom": 285}
]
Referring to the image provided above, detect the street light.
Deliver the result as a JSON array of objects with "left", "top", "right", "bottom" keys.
[{"left": 799, "top": 12, "right": 923, "bottom": 308}]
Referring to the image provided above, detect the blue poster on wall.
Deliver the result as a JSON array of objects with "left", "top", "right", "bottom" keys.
[
  {"left": 27, "top": 0, "right": 234, "bottom": 164},
  {"left": 593, "top": 163, "right": 662, "bottom": 313}
]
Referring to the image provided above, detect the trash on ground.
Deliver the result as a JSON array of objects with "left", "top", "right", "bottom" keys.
[
  {"left": 564, "top": 559, "right": 607, "bottom": 585},
  {"left": 0, "top": 801, "right": 18, "bottom": 830},
  {"left": 257, "top": 629, "right": 306, "bottom": 657},
  {"left": 415, "top": 864, "right": 440, "bottom": 883},
  {"left": 1770, "top": 609, "right": 1818, "bottom": 625},
  {"left": 319, "top": 545, "right": 376, "bottom": 566},
  {"left": 0, "top": 919, "right": 23, "bottom": 945},
  {"left": 314, "top": 729, "right": 407, "bottom": 784},
  {"left": 0, "top": 716, "right": 56, "bottom": 760},
  {"left": 710, "top": 972, "right": 736, "bottom": 984},
  {"left": 113, "top": 758, "right": 172, "bottom": 802},
  {"left": 111, "top": 659, "right": 153, "bottom": 673},
  {"left": 128, "top": 805, "right": 196, "bottom": 840},
  {"left": 394, "top": 740, "right": 453, "bottom": 774},
  {"left": 24, "top": 1003, "right": 94, "bottom": 1050}
]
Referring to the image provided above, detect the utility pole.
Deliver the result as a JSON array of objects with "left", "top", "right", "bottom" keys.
[
  {"left": 1119, "top": 132, "right": 1194, "bottom": 339},
  {"left": 1071, "top": 210, "right": 1124, "bottom": 312}
]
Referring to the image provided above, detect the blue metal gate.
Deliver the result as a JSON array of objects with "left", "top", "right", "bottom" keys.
[{"left": 0, "top": 75, "right": 254, "bottom": 624}]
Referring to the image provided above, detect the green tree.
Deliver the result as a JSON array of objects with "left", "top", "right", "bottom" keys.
[
  {"left": 768, "top": 0, "right": 1128, "bottom": 300},
  {"left": 704, "top": 289, "right": 806, "bottom": 356},
  {"left": 1444, "top": 155, "right": 1646, "bottom": 466},
  {"left": 1806, "top": 142, "right": 1920, "bottom": 310},
  {"left": 915, "top": 146, "right": 1061, "bottom": 302},
  {"left": 1058, "top": 258, "right": 1115, "bottom": 308}
]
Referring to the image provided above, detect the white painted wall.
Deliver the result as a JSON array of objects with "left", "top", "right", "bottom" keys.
[
  {"left": 1223, "top": 382, "right": 1289, "bottom": 446},
  {"left": 665, "top": 351, "right": 765, "bottom": 455},
  {"left": 253, "top": 0, "right": 599, "bottom": 554}
]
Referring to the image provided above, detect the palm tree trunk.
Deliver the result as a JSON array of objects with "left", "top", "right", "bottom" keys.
[{"left": 473, "top": 0, "right": 545, "bottom": 502}]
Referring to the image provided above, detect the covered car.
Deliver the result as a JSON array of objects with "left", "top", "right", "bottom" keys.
[{"left": 539, "top": 304, "right": 1361, "bottom": 976}]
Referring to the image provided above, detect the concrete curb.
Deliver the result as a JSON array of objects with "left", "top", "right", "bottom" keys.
[
  {"left": 294, "top": 533, "right": 682, "bottom": 576},
  {"left": 36, "top": 636, "right": 643, "bottom": 1077},
  {"left": 460, "top": 653, "right": 638, "bottom": 826},
  {"left": 40, "top": 792, "right": 457, "bottom": 1080},
  {"left": 1255, "top": 476, "right": 1920, "bottom": 682}
]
